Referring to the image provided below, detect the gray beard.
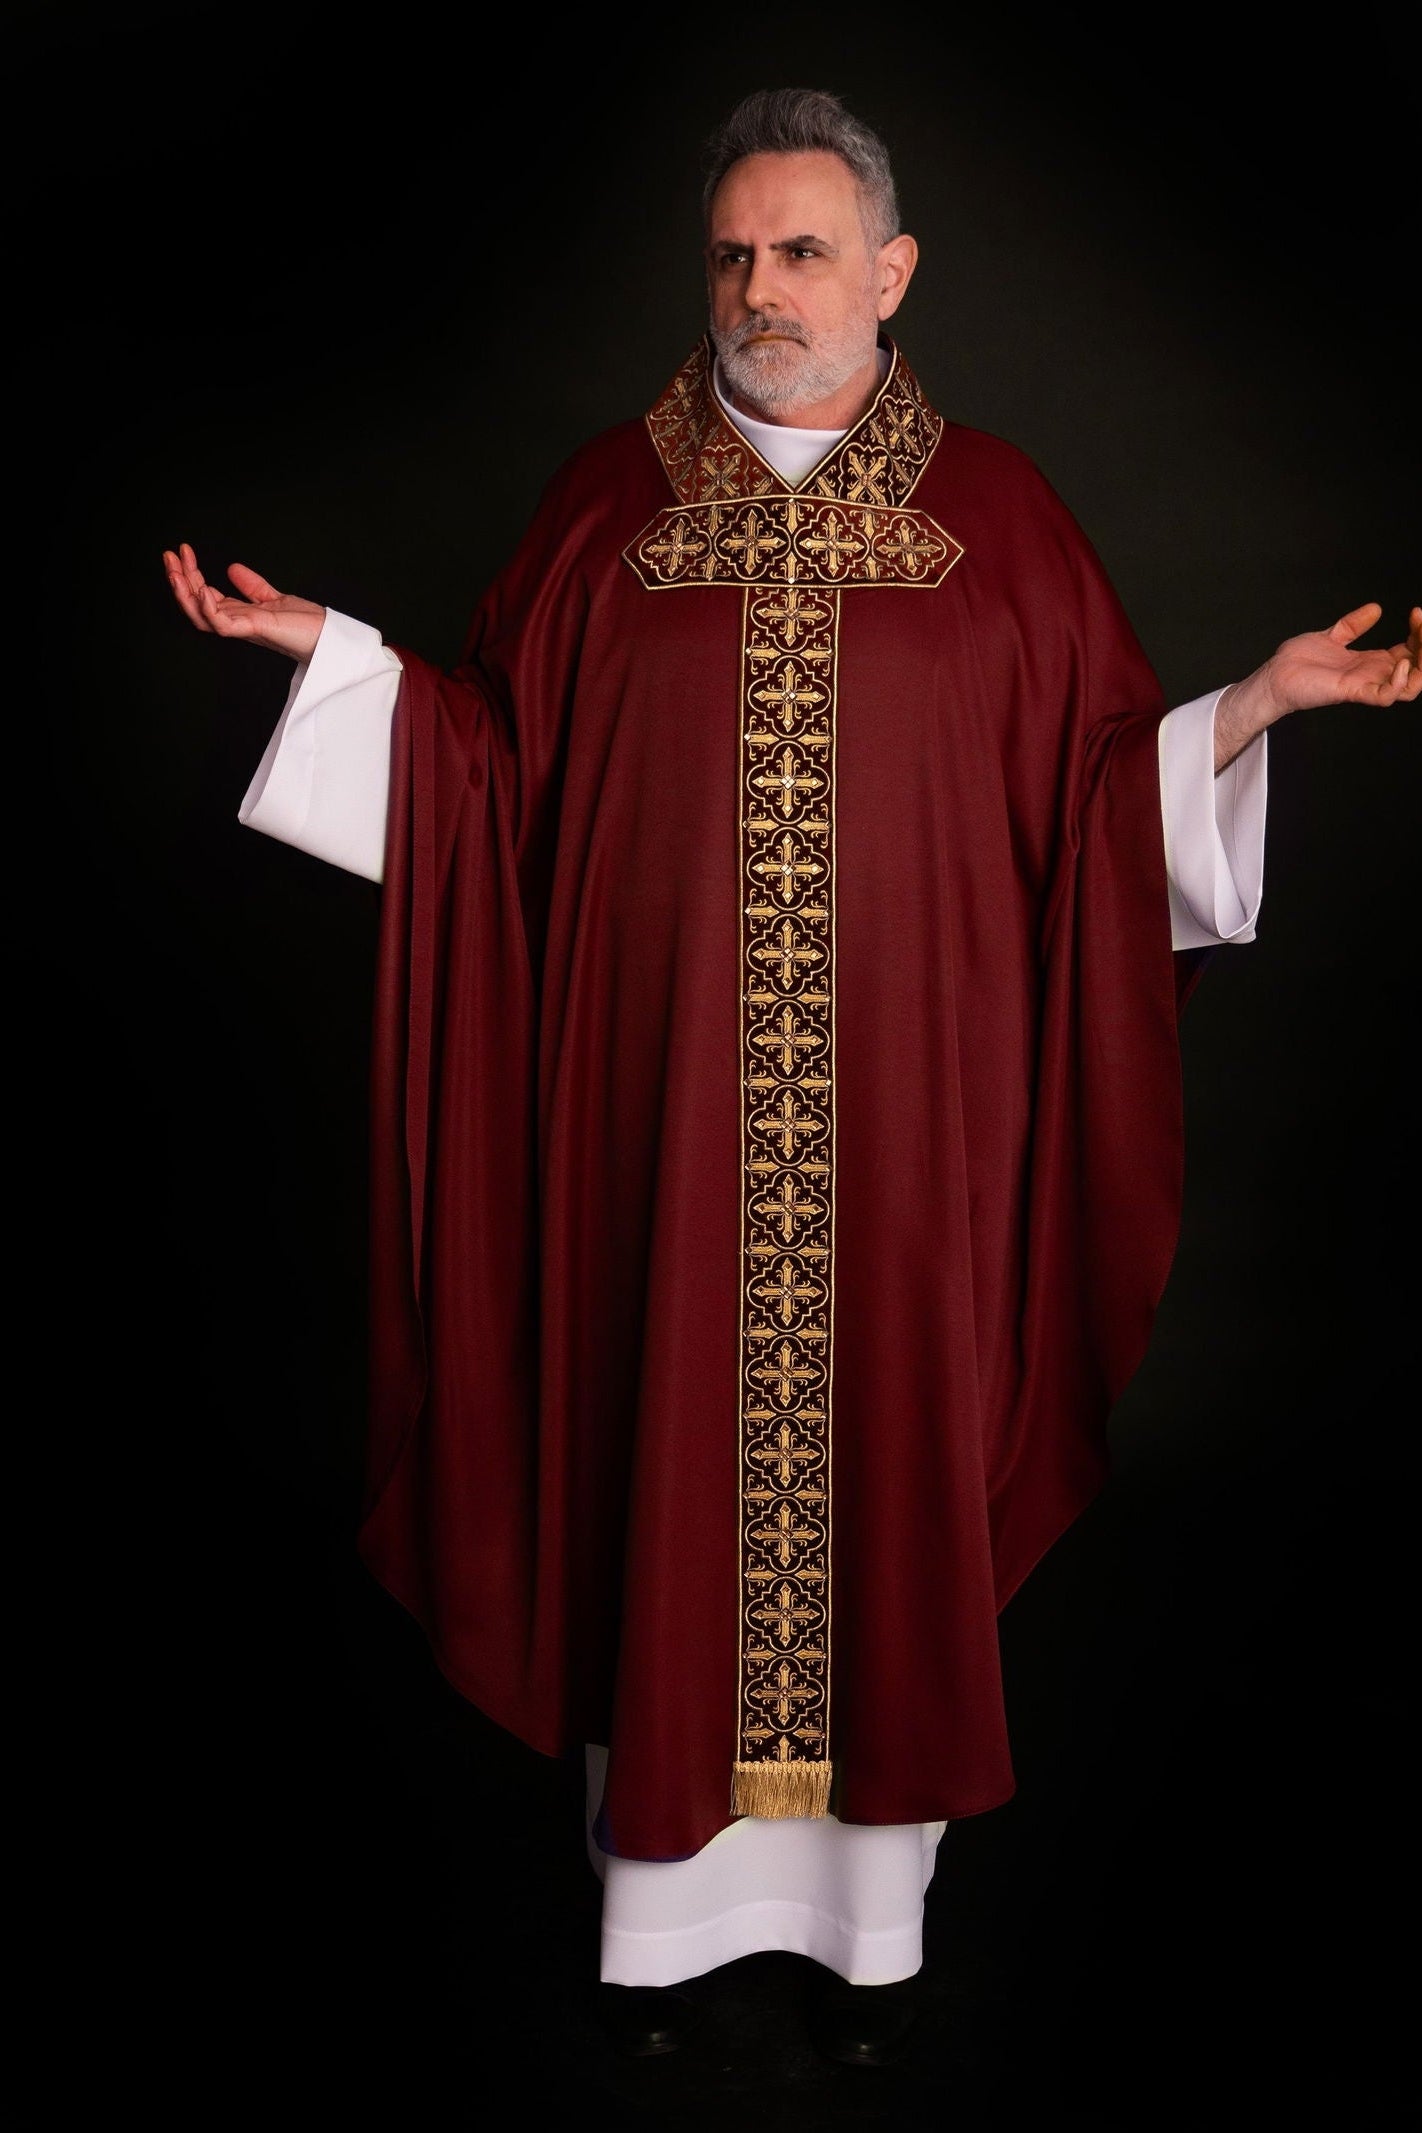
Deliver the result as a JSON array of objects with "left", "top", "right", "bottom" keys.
[{"left": 712, "top": 316, "right": 879, "bottom": 421}]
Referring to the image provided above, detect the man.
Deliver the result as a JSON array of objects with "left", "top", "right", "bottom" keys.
[{"left": 164, "top": 89, "right": 1418, "bottom": 2065}]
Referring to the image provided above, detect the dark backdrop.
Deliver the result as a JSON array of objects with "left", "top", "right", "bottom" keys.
[{"left": 31, "top": 4, "right": 1415, "bottom": 2119}]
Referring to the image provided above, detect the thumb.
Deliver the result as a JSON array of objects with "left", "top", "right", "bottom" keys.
[
  {"left": 227, "top": 561, "right": 283, "bottom": 602},
  {"left": 1327, "top": 600, "right": 1383, "bottom": 646}
]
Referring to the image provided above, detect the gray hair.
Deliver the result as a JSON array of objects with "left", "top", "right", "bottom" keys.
[{"left": 702, "top": 88, "right": 900, "bottom": 251}]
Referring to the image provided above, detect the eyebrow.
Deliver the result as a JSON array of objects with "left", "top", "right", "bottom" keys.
[{"left": 710, "top": 233, "right": 840, "bottom": 257}]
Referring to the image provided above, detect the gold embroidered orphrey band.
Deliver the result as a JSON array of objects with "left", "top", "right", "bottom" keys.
[{"left": 624, "top": 341, "right": 963, "bottom": 1819}]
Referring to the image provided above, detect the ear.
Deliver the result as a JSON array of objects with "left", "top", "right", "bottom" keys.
[{"left": 875, "top": 233, "right": 919, "bottom": 321}]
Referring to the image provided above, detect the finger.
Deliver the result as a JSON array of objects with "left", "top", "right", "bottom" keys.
[
  {"left": 198, "top": 583, "right": 245, "bottom": 636},
  {"left": 180, "top": 540, "right": 211, "bottom": 603},
  {"left": 1391, "top": 655, "right": 1422, "bottom": 701},
  {"left": 1358, "top": 656, "right": 1420, "bottom": 704},
  {"left": 165, "top": 553, "right": 213, "bottom": 630},
  {"left": 227, "top": 561, "right": 283, "bottom": 602},
  {"left": 1326, "top": 601, "right": 1383, "bottom": 646},
  {"left": 200, "top": 585, "right": 269, "bottom": 641}
]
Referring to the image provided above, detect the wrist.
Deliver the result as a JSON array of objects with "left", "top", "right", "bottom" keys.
[
  {"left": 287, "top": 608, "right": 327, "bottom": 664},
  {"left": 1213, "top": 673, "right": 1273, "bottom": 775},
  {"left": 1227, "top": 662, "right": 1286, "bottom": 731}
]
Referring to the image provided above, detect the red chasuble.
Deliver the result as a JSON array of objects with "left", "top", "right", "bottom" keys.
[{"left": 360, "top": 339, "right": 1189, "bottom": 1859}]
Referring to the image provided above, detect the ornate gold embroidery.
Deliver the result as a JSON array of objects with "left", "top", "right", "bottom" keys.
[
  {"left": 627, "top": 339, "right": 963, "bottom": 1819},
  {"left": 732, "top": 573, "right": 838, "bottom": 1816},
  {"left": 641, "top": 337, "right": 943, "bottom": 508},
  {"left": 625, "top": 496, "right": 962, "bottom": 590},
  {"left": 644, "top": 353, "right": 777, "bottom": 507}
]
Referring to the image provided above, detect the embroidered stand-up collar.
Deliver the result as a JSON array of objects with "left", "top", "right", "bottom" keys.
[
  {"left": 625, "top": 339, "right": 962, "bottom": 590},
  {"left": 646, "top": 336, "right": 941, "bottom": 507}
]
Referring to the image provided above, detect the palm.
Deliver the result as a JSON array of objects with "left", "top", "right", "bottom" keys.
[
  {"left": 1273, "top": 602, "right": 1422, "bottom": 713},
  {"left": 163, "top": 543, "right": 325, "bottom": 662}
]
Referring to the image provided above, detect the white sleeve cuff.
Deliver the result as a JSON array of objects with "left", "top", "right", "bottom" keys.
[
  {"left": 1158, "top": 689, "right": 1268, "bottom": 951},
  {"left": 238, "top": 607, "right": 402, "bottom": 884}
]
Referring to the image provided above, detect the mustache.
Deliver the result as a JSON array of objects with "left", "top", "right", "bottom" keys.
[{"left": 722, "top": 314, "right": 812, "bottom": 355}]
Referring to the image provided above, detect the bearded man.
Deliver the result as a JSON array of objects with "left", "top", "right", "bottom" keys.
[{"left": 164, "top": 88, "right": 1419, "bottom": 2066}]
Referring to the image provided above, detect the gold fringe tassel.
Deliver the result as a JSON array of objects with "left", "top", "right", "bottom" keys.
[{"left": 731, "top": 1760, "right": 834, "bottom": 1820}]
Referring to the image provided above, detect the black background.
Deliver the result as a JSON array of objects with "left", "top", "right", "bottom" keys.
[{"left": 29, "top": 2, "right": 1415, "bottom": 2119}]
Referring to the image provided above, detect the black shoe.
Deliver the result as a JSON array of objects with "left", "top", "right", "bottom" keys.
[
  {"left": 596, "top": 1984, "right": 700, "bottom": 2057},
  {"left": 809, "top": 1980, "right": 919, "bottom": 2067}
]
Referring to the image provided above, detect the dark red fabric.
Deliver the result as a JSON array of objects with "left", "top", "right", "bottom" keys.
[{"left": 359, "top": 402, "right": 1188, "bottom": 1859}]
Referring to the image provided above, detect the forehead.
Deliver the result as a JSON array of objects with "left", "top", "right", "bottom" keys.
[{"left": 707, "top": 150, "right": 865, "bottom": 242}]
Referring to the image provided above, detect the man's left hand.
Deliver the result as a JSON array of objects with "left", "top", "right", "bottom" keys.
[{"left": 1213, "top": 602, "right": 1420, "bottom": 772}]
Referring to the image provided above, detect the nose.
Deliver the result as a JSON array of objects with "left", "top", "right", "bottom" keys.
[{"left": 743, "top": 249, "right": 786, "bottom": 317}]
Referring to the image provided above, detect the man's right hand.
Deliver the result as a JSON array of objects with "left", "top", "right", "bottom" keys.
[{"left": 163, "top": 542, "right": 326, "bottom": 664}]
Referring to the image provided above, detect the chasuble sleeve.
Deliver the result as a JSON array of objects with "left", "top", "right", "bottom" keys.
[
  {"left": 967, "top": 461, "right": 1197, "bottom": 1603},
  {"left": 359, "top": 463, "right": 594, "bottom": 1742}
]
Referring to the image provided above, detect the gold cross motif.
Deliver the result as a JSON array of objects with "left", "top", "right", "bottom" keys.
[
  {"left": 749, "top": 834, "right": 824, "bottom": 904},
  {"left": 751, "top": 660, "right": 828, "bottom": 733},
  {"left": 750, "top": 1088, "right": 825, "bottom": 1161},
  {"left": 749, "top": 1580, "right": 822, "bottom": 1649},
  {"left": 844, "top": 448, "right": 890, "bottom": 505},
  {"left": 644, "top": 516, "right": 706, "bottom": 576},
  {"left": 875, "top": 520, "right": 943, "bottom": 576},
  {"left": 722, "top": 506, "right": 787, "bottom": 572},
  {"left": 749, "top": 918, "right": 823, "bottom": 991},
  {"left": 750, "top": 746, "right": 824, "bottom": 820},
  {"left": 751, "top": 1173, "right": 827, "bottom": 1243},
  {"left": 746, "top": 1505, "right": 823, "bottom": 1573},
  {"left": 799, "top": 509, "right": 866, "bottom": 577},
  {"left": 750, "top": 1004, "right": 826, "bottom": 1074},
  {"left": 749, "top": 1340, "right": 821, "bottom": 1409},
  {"left": 697, "top": 447, "right": 745, "bottom": 500},
  {"left": 753, "top": 586, "right": 833, "bottom": 647},
  {"left": 746, "top": 1662, "right": 822, "bottom": 1726},
  {"left": 879, "top": 396, "right": 919, "bottom": 454},
  {"left": 747, "top": 1417, "right": 824, "bottom": 1486},
  {"left": 750, "top": 1258, "right": 826, "bottom": 1326}
]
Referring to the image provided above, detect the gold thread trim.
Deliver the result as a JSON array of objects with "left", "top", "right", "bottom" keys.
[{"left": 731, "top": 1759, "right": 834, "bottom": 1820}]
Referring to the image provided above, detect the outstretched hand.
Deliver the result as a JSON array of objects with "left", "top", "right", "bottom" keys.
[
  {"left": 163, "top": 542, "right": 326, "bottom": 664},
  {"left": 1215, "top": 603, "right": 1421, "bottom": 771}
]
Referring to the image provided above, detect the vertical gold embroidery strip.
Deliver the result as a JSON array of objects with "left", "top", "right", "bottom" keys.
[{"left": 732, "top": 563, "right": 840, "bottom": 1819}]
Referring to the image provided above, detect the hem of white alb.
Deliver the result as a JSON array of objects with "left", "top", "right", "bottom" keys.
[{"left": 599, "top": 1896, "right": 925, "bottom": 1988}]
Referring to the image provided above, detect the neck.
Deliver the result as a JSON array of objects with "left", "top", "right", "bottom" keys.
[{"left": 726, "top": 348, "right": 884, "bottom": 432}]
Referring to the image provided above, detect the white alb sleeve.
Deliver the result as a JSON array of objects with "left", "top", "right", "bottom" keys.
[
  {"left": 1158, "top": 689, "right": 1268, "bottom": 950},
  {"left": 238, "top": 607, "right": 403, "bottom": 884}
]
